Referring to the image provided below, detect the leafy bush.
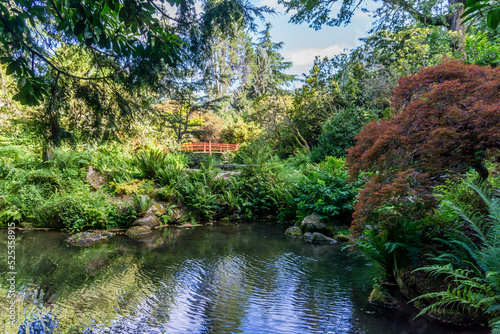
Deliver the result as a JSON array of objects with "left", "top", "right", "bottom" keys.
[
  {"left": 47, "top": 149, "right": 91, "bottom": 171},
  {"left": 31, "top": 189, "right": 120, "bottom": 231},
  {"left": 109, "top": 179, "right": 148, "bottom": 195},
  {"left": 294, "top": 157, "right": 363, "bottom": 223},
  {"left": 463, "top": 31, "right": 500, "bottom": 67},
  {"left": 178, "top": 179, "right": 220, "bottom": 222},
  {"left": 131, "top": 194, "right": 153, "bottom": 216},
  {"left": 311, "top": 107, "right": 368, "bottom": 162},
  {"left": 91, "top": 144, "right": 135, "bottom": 183},
  {"left": 221, "top": 119, "right": 262, "bottom": 144}
]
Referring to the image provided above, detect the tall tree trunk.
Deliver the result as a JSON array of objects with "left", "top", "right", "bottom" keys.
[{"left": 448, "top": 0, "right": 466, "bottom": 53}]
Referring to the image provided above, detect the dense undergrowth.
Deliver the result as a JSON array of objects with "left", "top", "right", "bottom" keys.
[{"left": 0, "top": 130, "right": 359, "bottom": 232}]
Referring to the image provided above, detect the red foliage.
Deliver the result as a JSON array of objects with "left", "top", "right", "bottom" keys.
[{"left": 347, "top": 61, "right": 500, "bottom": 232}]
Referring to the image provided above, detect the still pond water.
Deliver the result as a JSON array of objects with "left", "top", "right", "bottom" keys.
[{"left": 0, "top": 223, "right": 488, "bottom": 334}]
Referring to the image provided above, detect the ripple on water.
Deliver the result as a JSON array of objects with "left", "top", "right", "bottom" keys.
[{"left": 1, "top": 226, "right": 488, "bottom": 334}]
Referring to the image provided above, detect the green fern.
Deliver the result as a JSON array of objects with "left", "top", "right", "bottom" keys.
[
  {"left": 133, "top": 148, "right": 166, "bottom": 179},
  {"left": 412, "top": 180, "right": 500, "bottom": 332}
]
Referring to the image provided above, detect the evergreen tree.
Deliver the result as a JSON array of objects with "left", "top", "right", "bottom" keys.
[{"left": 249, "top": 23, "right": 297, "bottom": 98}]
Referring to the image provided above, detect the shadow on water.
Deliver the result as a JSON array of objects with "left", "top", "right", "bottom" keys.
[{"left": 0, "top": 223, "right": 490, "bottom": 334}]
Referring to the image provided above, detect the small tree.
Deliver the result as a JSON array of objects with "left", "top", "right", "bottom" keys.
[{"left": 347, "top": 60, "right": 500, "bottom": 232}]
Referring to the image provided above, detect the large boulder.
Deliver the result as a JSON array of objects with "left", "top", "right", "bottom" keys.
[
  {"left": 301, "top": 213, "right": 333, "bottom": 235},
  {"left": 309, "top": 232, "right": 336, "bottom": 244},
  {"left": 126, "top": 226, "right": 152, "bottom": 236},
  {"left": 86, "top": 166, "right": 108, "bottom": 190},
  {"left": 133, "top": 215, "right": 161, "bottom": 228},
  {"left": 285, "top": 226, "right": 303, "bottom": 238}
]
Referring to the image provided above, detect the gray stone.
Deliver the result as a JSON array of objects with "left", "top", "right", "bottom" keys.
[
  {"left": 126, "top": 226, "right": 152, "bottom": 236},
  {"left": 67, "top": 231, "right": 115, "bottom": 246},
  {"left": 171, "top": 206, "right": 187, "bottom": 223},
  {"left": 86, "top": 166, "right": 108, "bottom": 190},
  {"left": 301, "top": 213, "right": 332, "bottom": 235},
  {"left": 146, "top": 203, "right": 166, "bottom": 216},
  {"left": 309, "top": 232, "right": 336, "bottom": 243},
  {"left": 133, "top": 215, "right": 161, "bottom": 228},
  {"left": 285, "top": 226, "right": 303, "bottom": 238},
  {"left": 303, "top": 232, "right": 312, "bottom": 239},
  {"left": 368, "top": 285, "right": 399, "bottom": 308}
]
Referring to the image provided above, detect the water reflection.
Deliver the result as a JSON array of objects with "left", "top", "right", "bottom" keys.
[{"left": 0, "top": 224, "right": 489, "bottom": 334}]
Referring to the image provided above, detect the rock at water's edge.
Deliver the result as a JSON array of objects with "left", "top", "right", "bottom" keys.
[
  {"left": 67, "top": 231, "right": 115, "bottom": 246},
  {"left": 309, "top": 232, "right": 336, "bottom": 243},
  {"left": 133, "top": 215, "right": 161, "bottom": 228},
  {"left": 301, "top": 213, "right": 333, "bottom": 235},
  {"left": 285, "top": 226, "right": 303, "bottom": 238},
  {"left": 368, "top": 285, "right": 399, "bottom": 308},
  {"left": 126, "top": 226, "right": 152, "bottom": 236}
]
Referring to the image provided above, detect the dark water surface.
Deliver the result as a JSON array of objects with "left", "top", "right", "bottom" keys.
[{"left": 0, "top": 224, "right": 488, "bottom": 333}]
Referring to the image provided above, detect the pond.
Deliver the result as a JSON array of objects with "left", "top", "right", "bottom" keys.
[{"left": 0, "top": 223, "right": 488, "bottom": 334}]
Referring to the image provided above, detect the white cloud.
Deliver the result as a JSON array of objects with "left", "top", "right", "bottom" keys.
[{"left": 283, "top": 44, "right": 346, "bottom": 67}]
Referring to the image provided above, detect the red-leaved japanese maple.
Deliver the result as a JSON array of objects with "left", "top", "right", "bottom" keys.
[{"left": 347, "top": 60, "right": 500, "bottom": 232}]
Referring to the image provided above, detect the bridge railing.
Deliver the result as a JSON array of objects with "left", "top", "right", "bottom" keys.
[{"left": 181, "top": 142, "right": 240, "bottom": 154}]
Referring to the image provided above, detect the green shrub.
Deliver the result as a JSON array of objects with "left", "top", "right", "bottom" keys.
[
  {"left": 134, "top": 148, "right": 166, "bottom": 179},
  {"left": 91, "top": 144, "right": 135, "bottom": 183},
  {"left": 156, "top": 153, "right": 187, "bottom": 186},
  {"left": 31, "top": 189, "right": 118, "bottom": 231},
  {"left": 131, "top": 194, "right": 153, "bottom": 216},
  {"left": 311, "top": 107, "right": 368, "bottom": 163},
  {"left": 48, "top": 149, "right": 91, "bottom": 171},
  {"left": 109, "top": 179, "right": 151, "bottom": 195},
  {"left": 294, "top": 157, "right": 363, "bottom": 223},
  {"left": 178, "top": 179, "right": 219, "bottom": 222},
  {"left": 356, "top": 219, "right": 423, "bottom": 281}
]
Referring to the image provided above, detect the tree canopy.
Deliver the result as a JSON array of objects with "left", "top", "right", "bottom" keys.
[{"left": 278, "top": 0, "right": 469, "bottom": 32}]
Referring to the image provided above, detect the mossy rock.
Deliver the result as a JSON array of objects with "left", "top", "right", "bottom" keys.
[
  {"left": 285, "top": 226, "right": 302, "bottom": 238},
  {"left": 133, "top": 215, "right": 161, "bottom": 228},
  {"left": 146, "top": 203, "right": 166, "bottom": 216},
  {"left": 126, "top": 226, "right": 152, "bottom": 236},
  {"left": 368, "top": 285, "right": 399, "bottom": 308},
  {"left": 333, "top": 234, "right": 350, "bottom": 242},
  {"left": 301, "top": 213, "right": 335, "bottom": 236},
  {"left": 67, "top": 232, "right": 115, "bottom": 247}
]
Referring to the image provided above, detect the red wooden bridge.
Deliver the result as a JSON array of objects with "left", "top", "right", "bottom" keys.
[{"left": 181, "top": 142, "right": 240, "bottom": 154}]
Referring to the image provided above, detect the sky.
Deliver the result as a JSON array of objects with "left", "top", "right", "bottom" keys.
[{"left": 254, "top": 0, "right": 376, "bottom": 83}]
